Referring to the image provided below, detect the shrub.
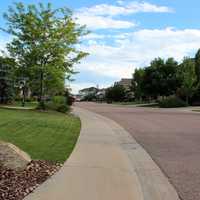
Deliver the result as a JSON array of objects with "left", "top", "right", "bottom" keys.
[
  {"left": 52, "top": 96, "right": 66, "bottom": 105},
  {"left": 158, "top": 96, "right": 188, "bottom": 108},
  {"left": 56, "top": 104, "right": 70, "bottom": 113},
  {"left": 50, "top": 96, "right": 70, "bottom": 113},
  {"left": 37, "top": 101, "right": 46, "bottom": 110},
  {"left": 64, "top": 90, "right": 75, "bottom": 105},
  {"left": 37, "top": 96, "right": 70, "bottom": 113}
]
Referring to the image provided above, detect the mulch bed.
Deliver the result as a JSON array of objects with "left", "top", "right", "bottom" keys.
[{"left": 0, "top": 160, "right": 63, "bottom": 200}]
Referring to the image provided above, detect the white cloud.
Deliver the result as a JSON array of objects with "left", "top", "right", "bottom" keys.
[
  {"left": 76, "top": 14, "right": 135, "bottom": 30},
  {"left": 78, "top": 1, "right": 173, "bottom": 17},
  {"left": 122, "top": 1, "right": 173, "bottom": 14},
  {"left": 77, "top": 28, "right": 200, "bottom": 81},
  {"left": 82, "top": 33, "right": 107, "bottom": 40},
  {"left": 0, "top": 36, "right": 11, "bottom": 55},
  {"left": 75, "top": 1, "right": 172, "bottom": 30}
]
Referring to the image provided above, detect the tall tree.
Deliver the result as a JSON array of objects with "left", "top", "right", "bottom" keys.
[
  {"left": 105, "top": 84, "right": 126, "bottom": 102},
  {"left": 142, "top": 58, "right": 165, "bottom": 98},
  {"left": 0, "top": 56, "right": 15, "bottom": 104},
  {"left": 132, "top": 68, "right": 145, "bottom": 101},
  {"left": 195, "top": 49, "right": 200, "bottom": 83},
  {"left": 2, "top": 2, "right": 88, "bottom": 107},
  {"left": 178, "top": 57, "right": 197, "bottom": 104},
  {"left": 141, "top": 57, "right": 179, "bottom": 99}
]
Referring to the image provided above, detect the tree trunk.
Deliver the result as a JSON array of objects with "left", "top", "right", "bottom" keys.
[
  {"left": 186, "top": 95, "right": 189, "bottom": 105},
  {"left": 39, "top": 69, "right": 45, "bottom": 109}
]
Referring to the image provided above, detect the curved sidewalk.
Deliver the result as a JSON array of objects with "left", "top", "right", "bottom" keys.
[{"left": 25, "top": 107, "right": 180, "bottom": 200}]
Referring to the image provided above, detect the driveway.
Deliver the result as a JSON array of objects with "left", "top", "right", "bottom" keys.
[{"left": 76, "top": 102, "right": 200, "bottom": 200}]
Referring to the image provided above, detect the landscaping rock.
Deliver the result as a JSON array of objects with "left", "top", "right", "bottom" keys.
[{"left": 0, "top": 141, "right": 31, "bottom": 171}]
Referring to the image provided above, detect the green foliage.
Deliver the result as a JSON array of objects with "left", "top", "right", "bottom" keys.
[
  {"left": 52, "top": 96, "right": 66, "bottom": 105},
  {"left": 65, "top": 89, "right": 74, "bottom": 106},
  {"left": 56, "top": 104, "right": 70, "bottom": 113},
  {"left": 106, "top": 84, "right": 126, "bottom": 102},
  {"left": 158, "top": 97, "right": 188, "bottom": 108},
  {"left": 142, "top": 58, "right": 179, "bottom": 98},
  {"left": 177, "top": 57, "right": 197, "bottom": 103},
  {"left": 132, "top": 68, "right": 145, "bottom": 100},
  {"left": 2, "top": 2, "right": 89, "bottom": 105},
  {"left": 43, "top": 96, "right": 70, "bottom": 113},
  {"left": 195, "top": 49, "right": 200, "bottom": 83},
  {"left": 0, "top": 56, "right": 16, "bottom": 104}
]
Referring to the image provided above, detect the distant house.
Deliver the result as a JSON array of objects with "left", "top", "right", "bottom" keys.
[
  {"left": 79, "top": 87, "right": 98, "bottom": 100},
  {"left": 96, "top": 88, "right": 106, "bottom": 100},
  {"left": 115, "top": 78, "right": 132, "bottom": 90}
]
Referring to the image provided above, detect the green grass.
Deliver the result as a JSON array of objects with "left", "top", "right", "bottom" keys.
[
  {"left": 193, "top": 110, "right": 200, "bottom": 112},
  {"left": 0, "top": 108, "right": 80, "bottom": 163},
  {"left": 137, "top": 103, "right": 159, "bottom": 108},
  {"left": 13, "top": 101, "right": 38, "bottom": 108},
  {"left": 112, "top": 102, "right": 139, "bottom": 105},
  {"left": 112, "top": 101, "right": 158, "bottom": 107},
  {"left": 112, "top": 101, "right": 147, "bottom": 106}
]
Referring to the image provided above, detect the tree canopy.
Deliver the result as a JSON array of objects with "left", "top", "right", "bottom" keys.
[
  {"left": 2, "top": 2, "right": 88, "bottom": 106},
  {"left": 105, "top": 84, "right": 126, "bottom": 102},
  {"left": 132, "top": 51, "right": 200, "bottom": 105},
  {"left": 0, "top": 56, "right": 15, "bottom": 104}
]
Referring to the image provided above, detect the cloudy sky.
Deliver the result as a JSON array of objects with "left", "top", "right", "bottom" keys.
[{"left": 1, "top": 0, "right": 200, "bottom": 93}]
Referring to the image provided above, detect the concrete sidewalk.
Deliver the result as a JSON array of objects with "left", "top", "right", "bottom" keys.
[{"left": 25, "top": 107, "right": 180, "bottom": 200}]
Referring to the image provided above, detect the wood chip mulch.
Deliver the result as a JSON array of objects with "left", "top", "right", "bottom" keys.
[{"left": 0, "top": 160, "right": 63, "bottom": 200}]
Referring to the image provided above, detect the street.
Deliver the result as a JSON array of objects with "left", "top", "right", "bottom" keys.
[{"left": 77, "top": 102, "right": 200, "bottom": 200}]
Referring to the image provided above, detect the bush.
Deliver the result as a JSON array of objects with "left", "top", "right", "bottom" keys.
[
  {"left": 158, "top": 96, "right": 188, "bottom": 108},
  {"left": 37, "top": 96, "right": 70, "bottom": 113},
  {"left": 52, "top": 96, "right": 66, "bottom": 105},
  {"left": 37, "top": 101, "right": 46, "bottom": 110},
  {"left": 56, "top": 104, "right": 70, "bottom": 113},
  {"left": 64, "top": 90, "right": 75, "bottom": 105}
]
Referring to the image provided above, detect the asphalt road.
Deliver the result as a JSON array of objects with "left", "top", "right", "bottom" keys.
[{"left": 76, "top": 102, "right": 200, "bottom": 200}]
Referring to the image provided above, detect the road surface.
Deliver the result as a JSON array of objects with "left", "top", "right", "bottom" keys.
[{"left": 76, "top": 102, "right": 200, "bottom": 200}]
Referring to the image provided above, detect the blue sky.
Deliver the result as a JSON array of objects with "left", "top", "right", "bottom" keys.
[{"left": 1, "top": 0, "right": 200, "bottom": 93}]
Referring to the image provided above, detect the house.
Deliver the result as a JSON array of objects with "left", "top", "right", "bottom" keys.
[
  {"left": 79, "top": 87, "right": 98, "bottom": 100},
  {"left": 115, "top": 78, "right": 132, "bottom": 90},
  {"left": 96, "top": 88, "right": 106, "bottom": 100}
]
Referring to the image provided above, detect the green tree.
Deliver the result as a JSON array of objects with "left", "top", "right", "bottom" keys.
[
  {"left": 105, "top": 84, "right": 126, "bottom": 102},
  {"left": 195, "top": 49, "right": 200, "bottom": 83},
  {"left": 2, "top": 2, "right": 88, "bottom": 107},
  {"left": 142, "top": 57, "right": 179, "bottom": 99},
  {"left": 178, "top": 57, "right": 197, "bottom": 104},
  {"left": 0, "top": 56, "right": 15, "bottom": 104},
  {"left": 142, "top": 58, "right": 165, "bottom": 99},
  {"left": 132, "top": 68, "right": 145, "bottom": 101}
]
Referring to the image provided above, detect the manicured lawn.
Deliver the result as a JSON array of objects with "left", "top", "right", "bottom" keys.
[
  {"left": 12, "top": 101, "right": 38, "bottom": 108},
  {"left": 112, "top": 101, "right": 159, "bottom": 107},
  {"left": 112, "top": 102, "right": 139, "bottom": 105},
  {"left": 0, "top": 108, "right": 80, "bottom": 163},
  {"left": 193, "top": 110, "right": 200, "bottom": 112}
]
